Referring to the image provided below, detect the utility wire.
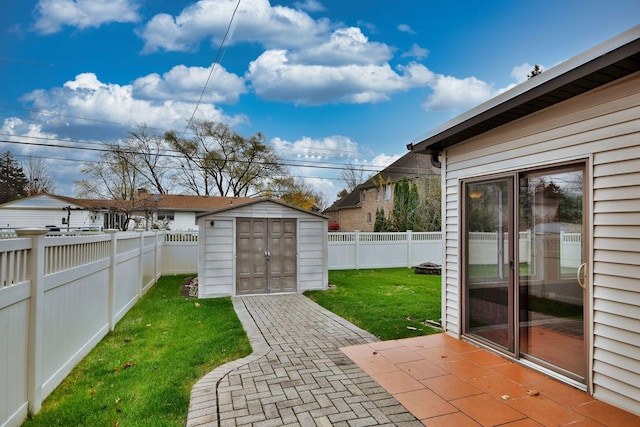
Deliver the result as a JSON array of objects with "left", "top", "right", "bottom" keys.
[
  {"left": 182, "top": 0, "right": 242, "bottom": 138},
  {"left": 0, "top": 137, "right": 411, "bottom": 175},
  {"left": 0, "top": 134, "right": 407, "bottom": 173}
]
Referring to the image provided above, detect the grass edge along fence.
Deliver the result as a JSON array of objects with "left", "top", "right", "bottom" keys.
[
  {"left": 0, "top": 230, "right": 196, "bottom": 427},
  {"left": 21, "top": 274, "right": 251, "bottom": 427}
]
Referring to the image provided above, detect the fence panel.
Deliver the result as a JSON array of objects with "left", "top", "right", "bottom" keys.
[
  {"left": 162, "top": 232, "right": 198, "bottom": 274},
  {"left": 0, "top": 230, "right": 168, "bottom": 427},
  {"left": 328, "top": 231, "right": 444, "bottom": 270},
  {"left": 0, "top": 238, "right": 31, "bottom": 427}
]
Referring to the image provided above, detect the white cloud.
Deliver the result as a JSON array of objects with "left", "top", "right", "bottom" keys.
[
  {"left": 271, "top": 135, "right": 360, "bottom": 160},
  {"left": 511, "top": 63, "right": 535, "bottom": 83},
  {"left": 138, "top": 0, "right": 330, "bottom": 53},
  {"left": 397, "top": 24, "right": 415, "bottom": 34},
  {"left": 19, "top": 73, "right": 246, "bottom": 140},
  {"left": 290, "top": 27, "right": 393, "bottom": 66},
  {"left": 0, "top": 117, "right": 92, "bottom": 196},
  {"left": 32, "top": 0, "right": 140, "bottom": 34},
  {"left": 248, "top": 51, "right": 434, "bottom": 105},
  {"left": 401, "top": 43, "right": 429, "bottom": 60},
  {"left": 294, "top": 0, "right": 326, "bottom": 12},
  {"left": 422, "top": 74, "right": 496, "bottom": 111},
  {"left": 132, "top": 64, "right": 247, "bottom": 104},
  {"left": 370, "top": 153, "right": 401, "bottom": 169}
]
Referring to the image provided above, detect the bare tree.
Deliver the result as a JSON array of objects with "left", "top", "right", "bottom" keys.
[
  {"left": 165, "top": 120, "right": 285, "bottom": 197},
  {"left": 23, "top": 157, "right": 56, "bottom": 195},
  {"left": 338, "top": 162, "right": 368, "bottom": 195},
  {"left": 122, "top": 125, "right": 174, "bottom": 194},
  {"left": 75, "top": 146, "right": 157, "bottom": 230}
]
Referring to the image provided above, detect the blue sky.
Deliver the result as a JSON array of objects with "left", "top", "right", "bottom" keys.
[{"left": 1, "top": 0, "right": 638, "bottom": 204}]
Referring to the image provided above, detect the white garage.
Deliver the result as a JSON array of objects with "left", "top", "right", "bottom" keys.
[{"left": 196, "top": 199, "right": 329, "bottom": 298}]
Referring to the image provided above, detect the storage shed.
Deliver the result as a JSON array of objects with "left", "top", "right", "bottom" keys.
[
  {"left": 196, "top": 199, "right": 329, "bottom": 298},
  {"left": 408, "top": 26, "right": 640, "bottom": 415}
]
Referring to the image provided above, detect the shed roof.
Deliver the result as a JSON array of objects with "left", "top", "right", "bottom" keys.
[
  {"left": 197, "top": 198, "right": 329, "bottom": 219},
  {"left": 408, "top": 25, "right": 640, "bottom": 155}
]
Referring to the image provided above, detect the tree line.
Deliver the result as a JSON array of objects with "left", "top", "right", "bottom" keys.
[{"left": 72, "top": 119, "right": 324, "bottom": 210}]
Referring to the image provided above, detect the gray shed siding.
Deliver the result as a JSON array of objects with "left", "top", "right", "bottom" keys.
[
  {"left": 197, "top": 201, "right": 328, "bottom": 298},
  {"left": 441, "top": 72, "right": 640, "bottom": 414}
]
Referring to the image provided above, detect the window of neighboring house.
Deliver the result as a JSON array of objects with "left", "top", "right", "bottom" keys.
[
  {"left": 385, "top": 184, "right": 392, "bottom": 200},
  {"left": 367, "top": 212, "right": 372, "bottom": 224},
  {"left": 157, "top": 210, "right": 175, "bottom": 221}
]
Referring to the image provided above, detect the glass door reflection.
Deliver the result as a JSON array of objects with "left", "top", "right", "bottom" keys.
[
  {"left": 518, "top": 166, "right": 586, "bottom": 381},
  {"left": 465, "top": 179, "right": 514, "bottom": 352}
]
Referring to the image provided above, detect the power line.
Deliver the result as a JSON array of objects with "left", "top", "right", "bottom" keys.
[
  {"left": 183, "top": 0, "right": 242, "bottom": 137},
  {"left": 0, "top": 133, "right": 391, "bottom": 171},
  {"left": 0, "top": 137, "right": 405, "bottom": 175}
]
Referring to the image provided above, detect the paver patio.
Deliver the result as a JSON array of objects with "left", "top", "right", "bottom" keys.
[{"left": 186, "top": 294, "right": 640, "bottom": 426}]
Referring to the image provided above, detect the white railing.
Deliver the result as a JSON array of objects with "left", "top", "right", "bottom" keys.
[{"left": 0, "top": 229, "right": 197, "bottom": 427}]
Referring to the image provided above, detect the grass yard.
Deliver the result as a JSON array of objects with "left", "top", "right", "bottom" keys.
[
  {"left": 23, "top": 274, "right": 252, "bottom": 427},
  {"left": 305, "top": 268, "right": 442, "bottom": 340}
]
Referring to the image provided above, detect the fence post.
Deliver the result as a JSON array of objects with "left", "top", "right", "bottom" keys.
[
  {"left": 354, "top": 230, "right": 360, "bottom": 270},
  {"left": 105, "top": 229, "right": 118, "bottom": 331},
  {"left": 16, "top": 228, "right": 49, "bottom": 414},
  {"left": 138, "top": 232, "right": 144, "bottom": 297},
  {"left": 406, "top": 230, "right": 413, "bottom": 268}
]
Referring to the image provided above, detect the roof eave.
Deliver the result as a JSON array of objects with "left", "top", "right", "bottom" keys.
[{"left": 408, "top": 25, "right": 640, "bottom": 155}]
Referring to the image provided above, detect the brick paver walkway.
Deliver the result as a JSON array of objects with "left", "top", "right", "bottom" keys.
[{"left": 186, "top": 294, "right": 422, "bottom": 426}]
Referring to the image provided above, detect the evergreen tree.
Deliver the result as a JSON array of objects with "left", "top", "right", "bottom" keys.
[
  {"left": 0, "top": 151, "right": 28, "bottom": 204},
  {"left": 391, "top": 177, "right": 420, "bottom": 231},
  {"left": 374, "top": 207, "right": 388, "bottom": 232}
]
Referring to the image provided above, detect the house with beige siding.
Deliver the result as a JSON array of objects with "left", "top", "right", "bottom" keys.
[{"left": 408, "top": 26, "right": 640, "bottom": 415}]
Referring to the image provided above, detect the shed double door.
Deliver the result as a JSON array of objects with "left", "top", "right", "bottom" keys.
[{"left": 236, "top": 218, "right": 297, "bottom": 295}]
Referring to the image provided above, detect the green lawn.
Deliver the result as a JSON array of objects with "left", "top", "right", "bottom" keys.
[
  {"left": 24, "top": 274, "right": 252, "bottom": 427},
  {"left": 25, "top": 268, "right": 442, "bottom": 426},
  {"left": 305, "top": 268, "right": 442, "bottom": 340}
]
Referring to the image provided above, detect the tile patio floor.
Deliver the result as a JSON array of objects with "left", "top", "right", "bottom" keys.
[{"left": 341, "top": 333, "right": 640, "bottom": 426}]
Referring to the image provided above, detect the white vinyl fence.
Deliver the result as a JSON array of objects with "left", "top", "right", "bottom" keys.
[
  {"left": 327, "top": 231, "right": 582, "bottom": 270},
  {"left": 328, "top": 231, "right": 444, "bottom": 269},
  {"left": 1, "top": 228, "right": 581, "bottom": 426},
  {"left": 0, "top": 230, "right": 197, "bottom": 427}
]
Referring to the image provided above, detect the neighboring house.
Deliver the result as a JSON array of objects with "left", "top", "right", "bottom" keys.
[
  {"left": 408, "top": 26, "right": 640, "bottom": 415},
  {"left": 0, "top": 193, "right": 255, "bottom": 231},
  {"left": 197, "top": 199, "right": 329, "bottom": 298},
  {"left": 324, "top": 152, "right": 439, "bottom": 231}
]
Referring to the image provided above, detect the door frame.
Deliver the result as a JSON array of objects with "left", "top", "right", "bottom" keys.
[{"left": 460, "top": 160, "right": 591, "bottom": 388}]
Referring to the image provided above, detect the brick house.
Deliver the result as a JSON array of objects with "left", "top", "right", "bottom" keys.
[{"left": 324, "top": 152, "right": 439, "bottom": 231}]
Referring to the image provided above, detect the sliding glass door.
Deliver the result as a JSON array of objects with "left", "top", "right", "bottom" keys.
[
  {"left": 463, "top": 164, "right": 586, "bottom": 382},
  {"left": 518, "top": 166, "right": 586, "bottom": 380},
  {"left": 465, "top": 178, "right": 514, "bottom": 352}
]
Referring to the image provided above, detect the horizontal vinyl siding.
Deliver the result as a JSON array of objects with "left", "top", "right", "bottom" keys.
[
  {"left": 592, "top": 141, "right": 640, "bottom": 415},
  {"left": 297, "top": 220, "right": 328, "bottom": 291},
  {"left": 441, "top": 71, "right": 640, "bottom": 412},
  {"left": 200, "top": 218, "right": 234, "bottom": 297},
  {"left": 443, "top": 171, "right": 460, "bottom": 335}
]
